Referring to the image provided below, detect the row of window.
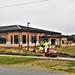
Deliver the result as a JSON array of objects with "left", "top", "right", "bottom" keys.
[
  {"left": 13, "top": 35, "right": 37, "bottom": 44},
  {"left": 0, "top": 35, "right": 40, "bottom": 44},
  {"left": 13, "top": 35, "right": 27, "bottom": 44}
]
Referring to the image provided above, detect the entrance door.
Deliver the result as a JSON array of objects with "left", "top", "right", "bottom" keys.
[{"left": 51, "top": 39, "right": 55, "bottom": 45}]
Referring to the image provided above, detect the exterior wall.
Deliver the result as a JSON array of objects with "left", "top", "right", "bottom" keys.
[
  {"left": 49, "top": 38, "right": 60, "bottom": 45},
  {"left": 42, "top": 37, "right": 67, "bottom": 46},
  {"left": 61, "top": 37, "right": 67, "bottom": 44},
  {"left": 0, "top": 31, "right": 45, "bottom": 47},
  {"left": 7, "top": 32, "right": 19, "bottom": 44},
  {"left": 40, "top": 33, "right": 45, "bottom": 45},
  {"left": 0, "top": 31, "right": 67, "bottom": 47},
  {"left": 55, "top": 38, "right": 61, "bottom": 45}
]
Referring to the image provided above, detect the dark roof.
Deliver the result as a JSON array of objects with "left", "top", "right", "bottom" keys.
[
  {"left": 0, "top": 25, "right": 61, "bottom": 35},
  {"left": 41, "top": 34, "right": 67, "bottom": 38}
]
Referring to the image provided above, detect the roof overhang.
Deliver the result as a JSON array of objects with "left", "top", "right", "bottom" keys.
[{"left": 41, "top": 34, "right": 67, "bottom": 38}]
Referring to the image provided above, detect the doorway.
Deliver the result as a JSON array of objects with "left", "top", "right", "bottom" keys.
[
  {"left": 51, "top": 39, "right": 55, "bottom": 45},
  {"left": 44, "top": 39, "right": 48, "bottom": 43}
]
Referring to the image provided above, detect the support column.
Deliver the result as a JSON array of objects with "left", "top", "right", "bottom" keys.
[
  {"left": 55, "top": 39, "right": 57, "bottom": 45},
  {"left": 6, "top": 33, "right": 11, "bottom": 44},
  {"left": 19, "top": 31, "right": 22, "bottom": 49},
  {"left": 61, "top": 40, "right": 62, "bottom": 45},
  {"left": 59, "top": 38, "right": 62, "bottom": 45},
  {"left": 49, "top": 38, "right": 51, "bottom": 46}
]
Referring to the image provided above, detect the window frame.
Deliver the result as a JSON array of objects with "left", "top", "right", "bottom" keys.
[
  {"left": 14, "top": 35, "right": 19, "bottom": 44},
  {"left": 0, "top": 35, "right": 6, "bottom": 44},
  {"left": 31, "top": 35, "right": 36, "bottom": 43},
  {"left": 22, "top": 35, "right": 26, "bottom": 44}
]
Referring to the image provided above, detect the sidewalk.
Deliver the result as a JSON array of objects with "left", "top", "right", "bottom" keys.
[{"left": 0, "top": 54, "right": 75, "bottom": 61}]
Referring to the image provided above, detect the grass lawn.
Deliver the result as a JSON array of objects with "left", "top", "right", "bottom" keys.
[
  {"left": 0, "top": 56, "right": 75, "bottom": 74},
  {"left": 0, "top": 46, "right": 75, "bottom": 75},
  {"left": 68, "top": 61, "right": 75, "bottom": 73},
  {"left": 57, "top": 46, "right": 75, "bottom": 56},
  {"left": 0, "top": 56, "right": 36, "bottom": 65}
]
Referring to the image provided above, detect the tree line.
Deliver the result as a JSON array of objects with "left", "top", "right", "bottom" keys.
[{"left": 67, "top": 34, "right": 75, "bottom": 42}]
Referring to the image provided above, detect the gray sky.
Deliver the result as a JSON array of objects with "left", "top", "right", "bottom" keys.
[{"left": 0, "top": 0, "right": 75, "bottom": 35}]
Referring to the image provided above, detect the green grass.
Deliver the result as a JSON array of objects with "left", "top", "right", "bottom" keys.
[
  {"left": 0, "top": 46, "right": 75, "bottom": 73},
  {"left": 0, "top": 56, "right": 36, "bottom": 65},
  {"left": 0, "top": 56, "right": 75, "bottom": 74},
  {"left": 68, "top": 61, "right": 75, "bottom": 73},
  {"left": 57, "top": 46, "right": 75, "bottom": 56}
]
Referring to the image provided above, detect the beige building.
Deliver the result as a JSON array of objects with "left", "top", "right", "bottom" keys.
[
  {"left": 0, "top": 25, "right": 67, "bottom": 48},
  {"left": 41, "top": 34, "right": 67, "bottom": 46}
]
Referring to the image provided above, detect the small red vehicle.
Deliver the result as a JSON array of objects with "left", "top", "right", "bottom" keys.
[{"left": 45, "top": 47, "right": 57, "bottom": 57}]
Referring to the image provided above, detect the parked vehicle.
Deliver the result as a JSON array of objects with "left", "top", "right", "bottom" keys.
[{"left": 45, "top": 47, "right": 57, "bottom": 57}]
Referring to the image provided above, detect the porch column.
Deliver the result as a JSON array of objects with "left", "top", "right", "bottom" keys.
[
  {"left": 6, "top": 33, "right": 11, "bottom": 44},
  {"left": 49, "top": 38, "right": 51, "bottom": 46},
  {"left": 56, "top": 39, "right": 60, "bottom": 45},
  {"left": 12, "top": 35, "right": 14, "bottom": 44},
  {"left": 19, "top": 32, "right": 22, "bottom": 48},
  {"left": 59, "top": 38, "right": 62, "bottom": 45},
  {"left": 61, "top": 40, "right": 62, "bottom": 45},
  {"left": 19, "top": 32, "right": 22, "bottom": 43},
  {"left": 55, "top": 39, "right": 57, "bottom": 45}
]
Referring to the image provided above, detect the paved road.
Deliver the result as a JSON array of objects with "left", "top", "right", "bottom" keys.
[{"left": 0, "top": 67, "right": 69, "bottom": 75}]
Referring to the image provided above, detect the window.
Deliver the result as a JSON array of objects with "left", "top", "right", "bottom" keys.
[
  {"left": 51, "top": 39, "right": 55, "bottom": 45},
  {"left": 0, "top": 35, "right": 6, "bottom": 44},
  {"left": 62, "top": 40, "right": 64, "bottom": 44},
  {"left": 22, "top": 35, "right": 26, "bottom": 44},
  {"left": 14, "top": 35, "right": 18, "bottom": 44},
  {"left": 31, "top": 35, "right": 36, "bottom": 43}
]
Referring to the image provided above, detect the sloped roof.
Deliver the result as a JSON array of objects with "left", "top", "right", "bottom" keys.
[
  {"left": 41, "top": 34, "right": 67, "bottom": 38},
  {"left": 0, "top": 25, "right": 61, "bottom": 35}
]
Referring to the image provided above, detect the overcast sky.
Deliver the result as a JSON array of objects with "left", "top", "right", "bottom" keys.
[{"left": 0, "top": 0, "right": 75, "bottom": 35}]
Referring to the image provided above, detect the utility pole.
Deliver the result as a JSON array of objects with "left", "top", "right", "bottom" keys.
[
  {"left": 27, "top": 22, "right": 30, "bottom": 51},
  {"left": 34, "top": 29, "right": 36, "bottom": 52}
]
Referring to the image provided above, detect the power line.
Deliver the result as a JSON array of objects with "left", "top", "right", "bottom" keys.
[{"left": 0, "top": 0, "right": 48, "bottom": 8}]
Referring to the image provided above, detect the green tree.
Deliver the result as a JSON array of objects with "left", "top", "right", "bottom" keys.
[{"left": 67, "top": 34, "right": 75, "bottom": 42}]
